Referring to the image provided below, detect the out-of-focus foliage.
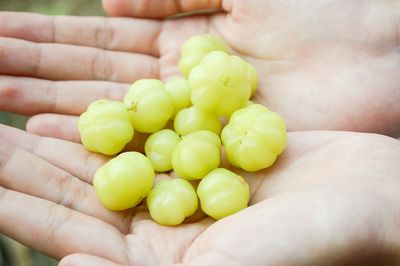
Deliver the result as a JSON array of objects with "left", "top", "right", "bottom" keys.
[{"left": 0, "top": 0, "right": 104, "bottom": 15}]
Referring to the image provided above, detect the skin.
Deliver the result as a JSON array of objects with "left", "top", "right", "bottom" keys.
[
  {"left": 0, "top": 0, "right": 399, "bottom": 140},
  {"left": 1, "top": 125, "right": 400, "bottom": 265},
  {"left": 0, "top": 1, "right": 400, "bottom": 265}
]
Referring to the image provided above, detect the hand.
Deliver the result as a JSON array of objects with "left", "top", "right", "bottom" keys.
[
  {"left": 1, "top": 0, "right": 400, "bottom": 141},
  {"left": 1, "top": 124, "right": 400, "bottom": 265}
]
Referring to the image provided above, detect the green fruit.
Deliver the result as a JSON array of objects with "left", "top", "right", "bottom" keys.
[
  {"left": 78, "top": 99, "right": 133, "bottom": 156},
  {"left": 222, "top": 104, "right": 287, "bottom": 171},
  {"left": 179, "top": 34, "right": 229, "bottom": 77},
  {"left": 197, "top": 168, "right": 250, "bottom": 220},
  {"left": 147, "top": 178, "right": 198, "bottom": 226},
  {"left": 93, "top": 152, "right": 155, "bottom": 211},
  {"left": 124, "top": 79, "right": 173, "bottom": 133},
  {"left": 189, "top": 51, "right": 252, "bottom": 116},
  {"left": 145, "top": 129, "right": 181, "bottom": 172},
  {"left": 172, "top": 130, "right": 221, "bottom": 180}
]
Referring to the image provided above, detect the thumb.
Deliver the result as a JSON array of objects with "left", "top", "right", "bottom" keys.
[
  {"left": 102, "top": 0, "right": 229, "bottom": 18},
  {"left": 59, "top": 253, "right": 124, "bottom": 266}
]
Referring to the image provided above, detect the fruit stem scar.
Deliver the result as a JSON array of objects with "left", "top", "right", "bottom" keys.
[
  {"left": 128, "top": 101, "right": 138, "bottom": 112},
  {"left": 221, "top": 76, "right": 233, "bottom": 88}
]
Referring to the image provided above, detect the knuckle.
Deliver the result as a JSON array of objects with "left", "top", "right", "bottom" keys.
[
  {"left": 44, "top": 81, "right": 57, "bottom": 113},
  {"left": 50, "top": 17, "right": 56, "bottom": 43},
  {"left": 44, "top": 204, "right": 73, "bottom": 245},
  {"left": 31, "top": 44, "right": 43, "bottom": 76},
  {"left": 0, "top": 139, "right": 15, "bottom": 172},
  {"left": 58, "top": 173, "right": 84, "bottom": 210},
  {"left": 95, "top": 18, "right": 115, "bottom": 49},
  {"left": 82, "top": 151, "right": 105, "bottom": 182},
  {"left": 0, "top": 38, "right": 6, "bottom": 59},
  {"left": 91, "top": 49, "right": 113, "bottom": 81},
  {"left": 150, "top": 58, "right": 160, "bottom": 79}
]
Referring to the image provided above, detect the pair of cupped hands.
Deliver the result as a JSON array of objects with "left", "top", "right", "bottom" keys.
[{"left": 1, "top": 0, "right": 400, "bottom": 265}]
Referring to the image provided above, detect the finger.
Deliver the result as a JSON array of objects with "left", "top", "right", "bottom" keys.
[
  {"left": 0, "top": 76, "right": 128, "bottom": 116},
  {"left": 0, "top": 12, "right": 161, "bottom": 56},
  {"left": 0, "top": 37, "right": 159, "bottom": 82},
  {"left": 60, "top": 254, "right": 123, "bottom": 266},
  {"left": 0, "top": 138, "right": 132, "bottom": 233},
  {"left": 27, "top": 114, "right": 81, "bottom": 143},
  {"left": 0, "top": 123, "right": 106, "bottom": 183},
  {"left": 102, "top": 0, "right": 227, "bottom": 18},
  {"left": 0, "top": 187, "right": 129, "bottom": 263}
]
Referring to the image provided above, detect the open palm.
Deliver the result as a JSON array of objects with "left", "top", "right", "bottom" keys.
[
  {"left": 1, "top": 123, "right": 400, "bottom": 265},
  {"left": 1, "top": 0, "right": 399, "bottom": 142},
  {"left": 1, "top": 1, "right": 400, "bottom": 265}
]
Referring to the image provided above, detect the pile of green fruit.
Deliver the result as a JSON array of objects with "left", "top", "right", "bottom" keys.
[{"left": 78, "top": 34, "right": 287, "bottom": 226}]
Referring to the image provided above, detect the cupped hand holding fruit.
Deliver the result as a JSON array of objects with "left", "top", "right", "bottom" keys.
[
  {"left": 2, "top": 125, "right": 400, "bottom": 265},
  {"left": 1, "top": 0, "right": 400, "bottom": 265}
]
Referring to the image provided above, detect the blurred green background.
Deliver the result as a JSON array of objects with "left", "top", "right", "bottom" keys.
[
  {"left": 0, "top": 0, "right": 104, "bottom": 15},
  {"left": 0, "top": 1, "right": 104, "bottom": 265}
]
